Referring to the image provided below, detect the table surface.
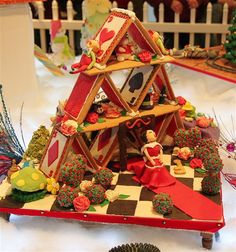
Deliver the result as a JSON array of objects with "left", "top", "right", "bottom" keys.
[{"left": 173, "top": 57, "right": 236, "bottom": 85}]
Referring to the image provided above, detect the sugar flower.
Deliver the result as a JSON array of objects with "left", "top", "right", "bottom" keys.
[
  {"left": 46, "top": 178, "right": 60, "bottom": 195},
  {"left": 105, "top": 189, "right": 119, "bottom": 202},
  {"left": 79, "top": 180, "right": 93, "bottom": 193}
]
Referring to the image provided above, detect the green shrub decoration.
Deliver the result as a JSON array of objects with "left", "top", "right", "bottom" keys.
[
  {"left": 57, "top": 186, "right": 80, "bottom": 208},
  {"left": 203, "top": 153, "right": 223, "bottom": 174},
  {"left": 152, "top": 193, "right": 173, "bottom": 215},
  {"left": 198, "top": 138, "right": 218, "bottom": 153},
  {"left": 174, "top": 127, "right": 201, "bottom": 148},
  {"left": 93, "top": 168, "right": 113, "bottom": 188},
  {"left": 60, "top": 154, "right": 86, "bottom": 187},
  {"left": 23, "top": 125, "right": 50, "bottom": 162},
  {"left": 85, "top": 184, "right": 106, "bottom": 204},
  {"left": 201, "top": 175, "right": 221, "bottom": 195},
  {"left": 194, "top": 146, "right": 211, "bottom": 162}
]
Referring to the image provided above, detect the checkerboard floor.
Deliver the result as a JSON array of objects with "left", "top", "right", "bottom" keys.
[{"left": 0, "top": 147, "right": 222, "bottom": 221}]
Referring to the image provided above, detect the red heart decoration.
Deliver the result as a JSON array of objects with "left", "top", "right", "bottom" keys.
[{"left": 99, "top": 28, "right": 115, "bottom": 45}]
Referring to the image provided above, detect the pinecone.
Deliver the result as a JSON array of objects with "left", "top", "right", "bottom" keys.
[{"left": 109, "top": 243, "right": 161, "bottom": 252}]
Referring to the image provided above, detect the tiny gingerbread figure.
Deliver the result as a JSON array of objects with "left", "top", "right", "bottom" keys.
[
  {"left": 70, "top": 40, "right": 105, "bottom": 74},
  {"left": 148, "top": 30, "right": 169, "bottom": 56},
  {"left": 115, "top": 36, "right": 135, "bottom": 62},
  {"left": 133, "top": 130, "right": 176, "bottom": 189}
]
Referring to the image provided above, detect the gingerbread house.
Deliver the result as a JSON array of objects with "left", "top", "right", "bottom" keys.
[
  {"left": 39, "top": 8, "right": 183, "bottom": 179},
  {"left": 0, "top": 9, "right": 225, "bottom": 250}
]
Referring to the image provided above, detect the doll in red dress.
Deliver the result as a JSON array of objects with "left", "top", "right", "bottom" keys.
[{"left": 133, "top": 130, "right": 176, "bottom": 189}]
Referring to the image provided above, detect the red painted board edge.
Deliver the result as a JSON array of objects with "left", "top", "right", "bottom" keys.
[{"left": 0, "top": 207, "right": 225, "bottom": 233}]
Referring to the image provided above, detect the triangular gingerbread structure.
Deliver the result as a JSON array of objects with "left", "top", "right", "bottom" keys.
[{"left": 39, "top": 8, "right": 183, "bottom": 180}]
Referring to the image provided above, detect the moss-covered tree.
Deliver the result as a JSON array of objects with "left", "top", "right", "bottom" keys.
[{"left": 23, "top": 125, "right": 50, "bottom": 162}]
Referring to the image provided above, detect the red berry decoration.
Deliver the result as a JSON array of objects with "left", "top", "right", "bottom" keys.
[
  {"left": 174, "top": 127, "right": 201, "bottom": 148},
  {"left": 85, "top": 184, "right": 106, "bottom": 204},
  {"left": 203, "top": 153, "right": 223, "bottom": 174},
  {"left": 93, "top": 168, "right": 113, "bottom": 188},
  {"left": 201, "top": 176, "right": 221, "bottom": 195},
  {"left": 194, "top": 146, "right": 211, "bottom": 162},
  {"left": 57, "top": 186, "right": 80, "bottom": 208},
  {"left": 60, "top": 154, "right": 86, "bottom": 187},
  {"left": 137, "top": 51, "right": 152, "bottom": 63},
  {"left": 152, "top": 193, "right": 173, "bottom": 215},
  {"left": 198, "top": 138, "right": 218, "bottom": 153}
]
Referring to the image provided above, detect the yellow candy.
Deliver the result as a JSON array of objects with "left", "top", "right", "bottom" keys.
[
  {"left": 39, "top": 183, "right": 45, "bottom": 190},
  {"left": 16, "top": 179, "right": 25, "bottom": 187},
  {"left": 32, "top": 172, "right": 39, "bottom": 180}
]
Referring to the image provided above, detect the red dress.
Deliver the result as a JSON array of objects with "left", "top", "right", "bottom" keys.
[{"left": 134, "top": 142, "right": 176, "bottom": 190}]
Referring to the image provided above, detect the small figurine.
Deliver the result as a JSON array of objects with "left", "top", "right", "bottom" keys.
[
  {"left": 70, "top": 40, "right": 106, "bottom": 74},
  {"left": 50, "top": 20, "right": 75, "bottom": 67},
  {"left": 133, "top": 130, "right": 176, "bottom": 189},
  {"left": 148, "top": 30, "right": 169, "bottom": 56},
  {"left": 171, "top": 45, "right": 220, "bottom": 59},
  {"left": 92, "top": 103, "right": 104, "bottom": 116},
  {"left": 81, "top": 0, "right": 112, "bottom": 49},
  {"left": 7, "top": 159, "right": 20, "bottom": 182},
  {"left": 140, "top": 92, "right": 154, "bottom": 110},
  {"left": 50, "top": 100, "right": 66, "bottom": 125},
  {"left": 115, "top": 36, "right": 135, "bottom": 62},
  {"left": 173, "top": 159, "right": 186, "bottom": 175}
]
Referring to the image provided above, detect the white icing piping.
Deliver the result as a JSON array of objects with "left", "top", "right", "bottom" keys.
[
  {"left": 111, "top": 8, "right": 136, "bottom": 21},
  {"left": 127, "top": 110, "right": 139, "bottom": 117}
]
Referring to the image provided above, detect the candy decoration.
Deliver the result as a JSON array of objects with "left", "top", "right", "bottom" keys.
[
  {"left": 73, "top": 195, "right": 90, "bottom": 212},
  {"left": 23, "top": 125, "right": 50, "bottom": 162},
  {"left": 11, "top": 189, "right": 47, "bottom": 203},
  {"left": 197, "top": 138, "right": 218, "bottom": 153}
]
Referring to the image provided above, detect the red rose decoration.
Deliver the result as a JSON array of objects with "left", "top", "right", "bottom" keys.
[
  {"left": 60, "top": 120, "right": 78, "bottom": 136},
  {"left": 179, "top": 109, "right": 186, "bottom": 118},
  {"left": 73, "top": 195, "right": 90, "bottom": 212},
  {"left": 177, "top": 96, "right": 186, "bottom": 105},
  {"left": 85, "top": 112, "right": 99, "bottom": 124},
  {"left": 138, "top": 51, "right": 152, "bottom": 63},
  {"left": 190, "top": 158, "right": 203, "bottom": 169}
]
